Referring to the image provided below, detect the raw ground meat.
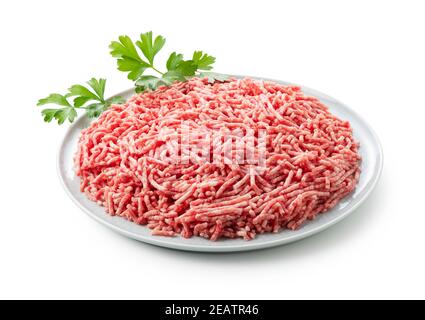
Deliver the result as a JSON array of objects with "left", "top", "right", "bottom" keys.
[{"left": 75, "top": 77, "right": 361, "bottom": 241}]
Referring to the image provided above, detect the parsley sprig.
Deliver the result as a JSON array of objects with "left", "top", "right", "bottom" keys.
[
  {"left": 38, "top": 31, "right": 227, "bottom": 124},
  {"left": 110, "top": 31, "right": 226, "bottom": 92},
  {"left": 37, "top": 78, "right": 124, "bottom": 124}
]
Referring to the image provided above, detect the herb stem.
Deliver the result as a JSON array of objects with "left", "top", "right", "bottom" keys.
[{"left": 151, "top": 66, "right": 164, "bottom": 75}]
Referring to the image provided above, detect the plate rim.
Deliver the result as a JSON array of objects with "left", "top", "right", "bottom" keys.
[{"left": 57, "top": 75, "right": 384, "bottom": 252}]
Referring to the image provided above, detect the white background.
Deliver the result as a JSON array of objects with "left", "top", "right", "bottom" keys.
[{"left": 0, "top": 0, "right": 424, "bottom": 300}]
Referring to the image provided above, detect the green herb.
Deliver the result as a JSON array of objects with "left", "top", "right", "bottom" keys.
[
  {"left": 38, "top": 31, "right": 226, "bottom": 125},
  {"left": 198, "top": 72, "right": 230, "bottom": 84},
  {"left": 37, "top": 78, "right": 124, "bottom": 124},
  {"left": 110, "top": 31, "right": 227, "bottom": 92}
]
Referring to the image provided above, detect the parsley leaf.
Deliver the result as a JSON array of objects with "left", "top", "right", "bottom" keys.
[
  {"left": 67, "top": 78, "right": 107, "bottom": 104},
  {"left": 109, "top": 36, "right": 150, "bottom": 80},
  {"left": 37, "top": 78, "right": 124, "bottom": 124},
  {"left": 85, "top": 103, "right": 107, "bottom": 118},
  {"left": 110, "top": 32, "right": 219, "bottom": 92},
  {"left": 55, "top": 108, "right": 78, "bottom": 125},
  {"left": 172, "top": 60, "right": 198, "bottom": 76},
  {"left": 67, "top": 85, "right": 99, "bottom": 106},
  {"left": 37, "top": 94, "right": 71, "bottom": 108},
  {"left": 136, "top": 31, "right": 166, "bottom": 65},
  {"left": 166, "top": 52, "right": 184, "bottom": 71},
  {"left": 192, "top": 51, "right": 215, "bottom": 70},
  {"left": 162, "top": 70, "right": 187, "bottom": 83},
  {"left": 37, "top": 94, "right": 76, "bottom": 124},
  {"left": 107, "top": 96, "right": 126, "bottom": 105},
  {"left": 198, "top": 72, "right": 229, "bottom": 83},
  {"left": 87, "top": 78, "right": 107, "bottom": 100},
  {"left": 135, "top": 76, "right": 168, "bottom": 92},
  {"left": 110, "top": 35, "right": 141, "bottom": 61},
  {"left": 41, "top": 109, "right": 59, "bottom": 123}
]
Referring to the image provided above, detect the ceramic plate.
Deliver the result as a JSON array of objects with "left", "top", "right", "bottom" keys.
[{"left": 58, "top": 76, "right": 383, "bottom": 252}]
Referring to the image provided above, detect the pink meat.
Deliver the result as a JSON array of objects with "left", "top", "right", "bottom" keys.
[{"left": 75, "top": 77, "right": 361, "bottom": 241}]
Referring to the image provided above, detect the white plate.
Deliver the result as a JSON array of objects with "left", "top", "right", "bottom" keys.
[{"left": 58, "top": 76, "right": 383, "bottom": 252}]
